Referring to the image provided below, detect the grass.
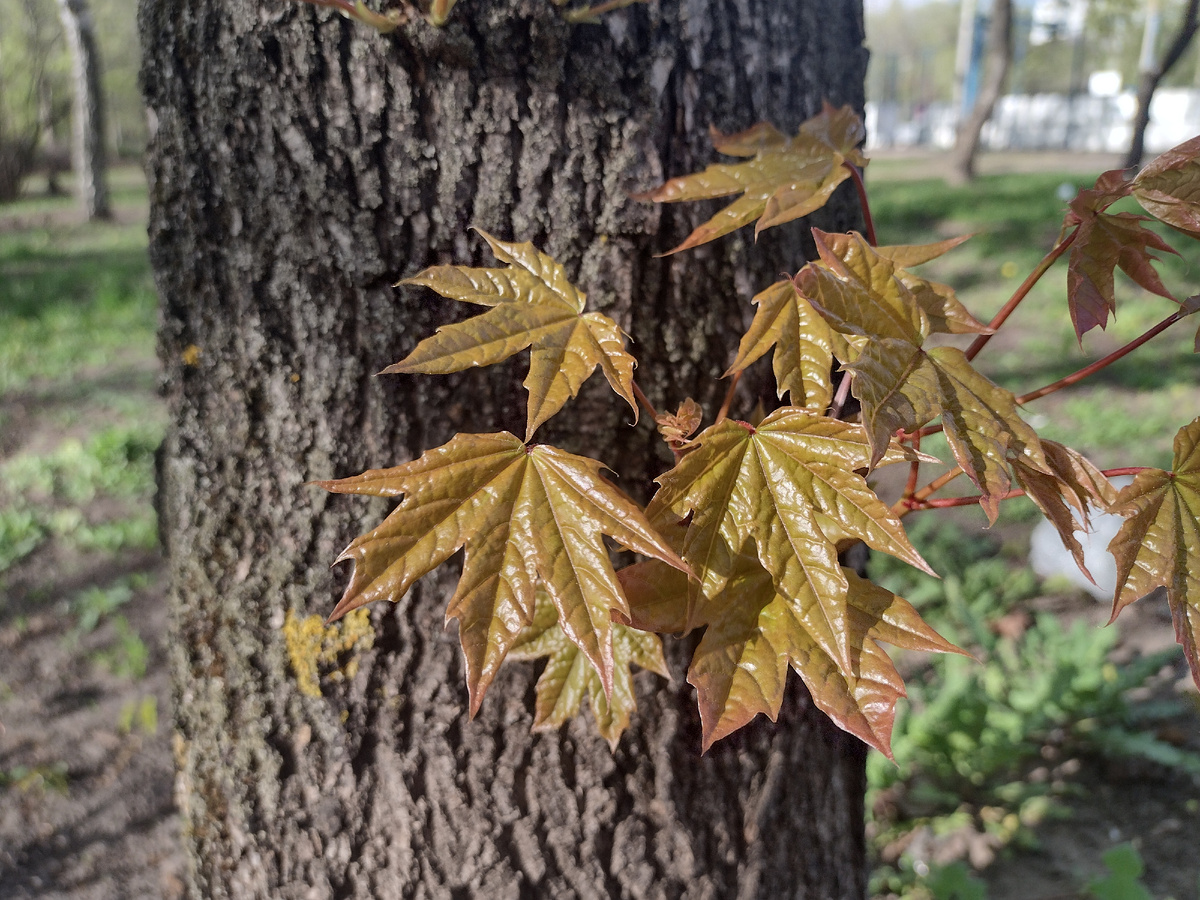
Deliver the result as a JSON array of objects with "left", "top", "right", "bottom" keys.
[{"left": 0, "top": 166, "right": 161, "bottom": 671}]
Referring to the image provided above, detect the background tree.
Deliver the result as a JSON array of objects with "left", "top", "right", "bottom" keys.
[
  {"left": 139, "top": 0, "right": 874, "bottom": 896},
  {"left": 57, "top": 0, "right": 109, "bottom": 218},
  {"left": 1124, "top": 0, "right": 1200, "bottom": 169},
  {"left": 0, "top": 0, "right": 66, "bottom": 200},
  {"left": 951, "top": 0, "right": 1013, "bottom": 183}
]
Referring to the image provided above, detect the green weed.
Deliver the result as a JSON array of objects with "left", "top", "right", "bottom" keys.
[
  {"left": 93, "top": 615, "right": 148, "bottom": 679},
  {"left": 117, "top": 694, "right": 158, "bottom": 736}
]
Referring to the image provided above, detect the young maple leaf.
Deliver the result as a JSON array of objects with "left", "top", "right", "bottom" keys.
[
  {"left": 1132, "top": 134, "right": 1200, "bottom": 238},
  {"left": 315, "top": 432, "right": 686, "bottom": 710},
  {"left": 1009, "top": 440, "right": 1117, "bottom": 582},
  {"left": 509, "top": 589, "right": 669, "bottom": 750},
  {"left": 1065, "top": 169, "right": 1177, "bottom": 342},
  {"left": 797, "top": 229, "right": 1046, "bottom": 518},
  {"left": 1108, "top": 417, "right": 1200, "bottom": 689},
  {"left": 644, "top": 408, "right": 934, "bottom": 665},
  {"left": 388, "top": 231, "right": 637, "bottom": 440},
  {"left": 635, "top": 103, "right": 867, "bottom": 255},
  {"left": 846, "top": 340, "right": 1049, "bottom": 521},
  {"left": 800, "top": 230, "right": 989, "bottom": 341},
  {"left": 724, "top": 280, "right": 836, "bottom": 410},
  {"left": 619, "top": 552, "right": 961, "bottom": 754},
  {"left": 655, "top": 398, "right": 704, "bottom": 450}
]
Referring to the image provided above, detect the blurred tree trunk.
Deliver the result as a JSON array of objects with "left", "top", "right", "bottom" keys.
[
  {"left": 57, "top": 0, "right": 109, "bottom": 219},
  {"left": 950, "top": 0, "right": 1012, "bottom": 185},
  {"left": 140, "top": 1, "right": 871, "bottom": 896},
  {"left": 1124, "top": 0, "right": 1200, "bottom": 170}
]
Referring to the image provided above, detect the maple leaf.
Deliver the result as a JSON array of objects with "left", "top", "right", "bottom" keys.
[
  {"left": 795, "top": 229, "right": 1045, "bottom": 517},
  {"left": 800, "top": 230, "right": 989, "bottom": 340},
  {"left": 387, "top": 231, "right": 637, "bottom": 440},
  {"left": 725, "top": 280, "right": 836, "bottom": 410},
  {"left": 618, "top": 551, "right": 961, "bottom": 754},
  {"left": 635, "top": 104, "right": 866, "bottom": 255},
  {"left": 645, "top": 408, "right": 933, "bottom": 663},
  {"left": 1132, "top": 135, "right": 1200, "bottom": 238},
  {"left": 656, "top": 398, "right": 704, "bottom": 451},
  {"left": 846, "top": 340, "right": 1048, "bottom": 520},
  {"left": 1108, "top": 417, "right": 1200, "bottom": 688},
  {"left": 1065, "top": 170, "right": 1176, "bottom": 341},
  {"left": 1010, "top": 440, "right": 1116, "bottom": 581},
  {"left": 509, "top": 589, "right": 669, "bottom": 749},
  {"left": 316, "top": 432, "right": 686, "bottom": 709}
]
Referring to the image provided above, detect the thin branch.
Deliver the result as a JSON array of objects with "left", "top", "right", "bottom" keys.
[
  {"left": 1017, "top": 309, "right": 1185, "bottom": 405},
  {"left": 965, "top": 228, "right": 1078, "bottom": 362},
  {"left": 903, "top": 430, "right": 922, "bottom": 500},
  {"left": 891, "top": 465, "right": 965, "bottom": 518},
  {"left": 844, "top": 162, "right": 877, "bottom": 246},
  {"left": 829, "top": 372, "right": 854, "bottom": 420},
  {"left": 899, "top": 466, "right": 1151, "bottom": 513},
  {"left": 714, "top": 371, "right": 742, "bottom": 425},
  {"left": 907, "top": 489, "right": 1027, "bottom": 510},
  {"left": 632, "top": 380, "right": 659, "bottom": 421}
]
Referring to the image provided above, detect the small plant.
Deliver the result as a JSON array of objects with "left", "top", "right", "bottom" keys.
[
  {"left": 313, "top": 105, "right": 1200, "bottom": 761},
  {"left": 93, "top": 615, "right": 149, "bottom": 680}
]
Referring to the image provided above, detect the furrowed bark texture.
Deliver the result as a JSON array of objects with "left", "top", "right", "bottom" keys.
[{"left": 139, "top": 1, "right": 869, "bottom": 897}]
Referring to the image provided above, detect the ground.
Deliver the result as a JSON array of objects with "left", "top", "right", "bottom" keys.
[{"left": 0, "top": 155, "right": 1198, "bottom": 899}]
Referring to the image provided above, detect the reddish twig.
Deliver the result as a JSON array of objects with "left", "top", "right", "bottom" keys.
[
  {"left": 844, "top": 162, "right": 876, "bottom": 246},
  {"left": 715, "top": 371, "right": 742, "bottom": 425},
  {"left": 903, "top": 430, "right": 922, "bottom": 500},
  {"left": 632, "top": 380, "right": 659, "bottom": 421},
  {"left": 1017, "top": 309, "right": 1185, "bottom": 405},
  {"left": 965, "top": 227, "right": 1078, "bottom": 362},
  {"left": 899, "top": 466, "right": 1150, "bottom": 514}
]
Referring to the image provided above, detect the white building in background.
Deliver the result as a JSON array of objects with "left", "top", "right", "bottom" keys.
[{"left": 866, "top": 87, "right": 1200, "bottom": 154}]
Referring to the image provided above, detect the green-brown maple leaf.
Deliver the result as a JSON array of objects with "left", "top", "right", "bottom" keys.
[
  {"left": 800, "top": 230, "right": 989, "bottom": 341},
  {"left": 618, "top": 553, "right": 961, "bottom": 754},
  {"left": 509, "top": 589, "right": 668, "bottom": 749},
  {"left": 725, "top": 280, "right": 836, "bottom": 410},
  {"left": 1132, "top": 135, "right": 1200, "bottom": 238},
  {"left": 636, "top": 104, "right": 867, "bottom": 255},
  {"left": 644, "top": 408, "right": 934, "bottom": 665},
  {"left": 316, "top": 432, "right": 686, "bottom": 710},
  {"left": 1010, "top": 440, "right": 1116, "bottom": 581},
  {"left": 388, "top": 231, "right": 637, "bottom": 440},
  {"left": 845, "top": 339, "right": 1048, "bottom": 521},
  {"left": 1108, "top": 417, "right": 1200, "bottom": 688},
  {"left": 1065, "top": 169, "right": 1176, "bottom": 341},
  {"left": 797, "top": 229, "right": 1046, "bottom": 518}
]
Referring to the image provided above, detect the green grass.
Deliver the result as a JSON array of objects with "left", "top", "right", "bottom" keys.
[
  {"left": 0, "top": 168, "right": 162, "bottom": 660},
  {"left": 0, "top": 168, "right": 156, "bottom": 394}
]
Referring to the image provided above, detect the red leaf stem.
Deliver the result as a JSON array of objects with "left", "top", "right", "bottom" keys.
[
  {"left": 844, "top": 162, "right": 876, "bottom": 246},
  {"left": 1017, "top": 309, "right": 1185, "bottom": 405},
  {"left": 965, "top": 228, "right": 1078, "bottom": 362}
]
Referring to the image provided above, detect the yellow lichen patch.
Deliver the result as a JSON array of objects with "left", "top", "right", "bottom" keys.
[{"left": 283, "top": 608, "right": 375, "bottom": 698}]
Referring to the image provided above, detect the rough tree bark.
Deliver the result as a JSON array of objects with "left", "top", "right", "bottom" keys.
[
  {"left": 57, "top": 0, "right": 110, "bottom": 219},
  {"left": 139, "top": 1, "right": 869, "bottom": 897},
  {"left": 950, "top": 0, "right": 1012, "bottom": 185},
  {"left": 1124, "top": 0, "right": 1200, "bottom": 171}
]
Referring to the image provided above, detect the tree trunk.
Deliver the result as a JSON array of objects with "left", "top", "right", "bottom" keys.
[
  {"left": 1124, "top": 0, "right": 1200, "bottom": 170},
  {"left": 949, "top": 0, "right": 1012, "bottom": 185},
  {"left": 57, "top": 0, "right": 110, "bottom": 220},
  {"left": 139, "top": 1, "right": 870, "bottom": 897}
]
